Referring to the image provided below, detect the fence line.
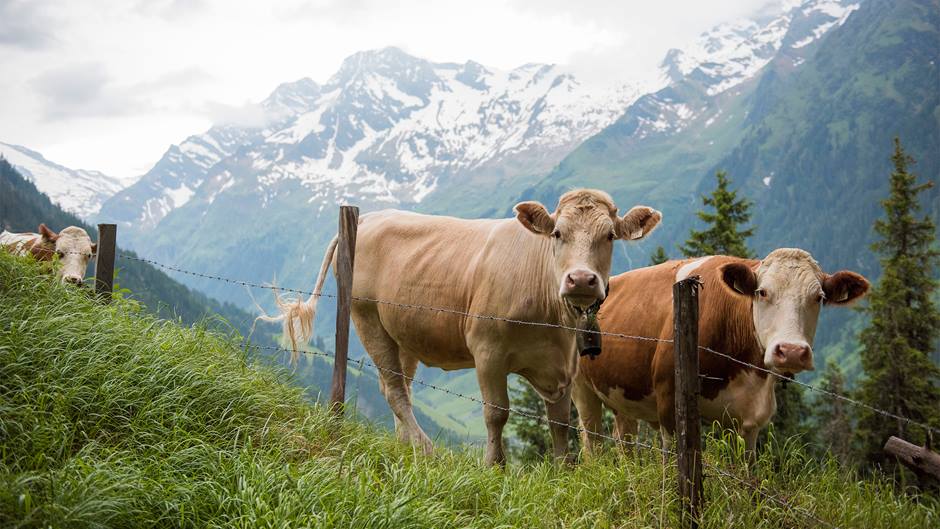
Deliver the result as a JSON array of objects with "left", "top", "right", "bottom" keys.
[
  {"left": 62, "top": 244, "right": 841, "bottom": 527},
  {"left": 245, "top": 341, "right": 838, "bottom": 529},
  {"left": 104, "top": 250, "right": 940, "bottom": 438}
]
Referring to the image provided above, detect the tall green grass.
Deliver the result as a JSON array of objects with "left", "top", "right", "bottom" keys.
[{"left": 1, "top": 252, "right": 936, "bottom": 528}]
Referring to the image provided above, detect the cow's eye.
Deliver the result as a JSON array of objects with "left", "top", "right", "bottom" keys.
[
  {"left": 607, "top": 232, "right": 615, "bottom": 241},
  {"left": 552, "top": 229, "right": 561, "bottom": 239},
  {"left": 755, "top": 288, "right": 768, "bottom": 299},
  {"left": 56, "top": 250, "right": 65, "bottom": 258}
]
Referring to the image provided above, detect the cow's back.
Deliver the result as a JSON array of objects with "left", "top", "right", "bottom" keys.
[
  {"left": 350, "top": 210, "right": 560, "bottom": 369},
  {"left": 0, "top": 231, "right": 40, "bottom": 257}
]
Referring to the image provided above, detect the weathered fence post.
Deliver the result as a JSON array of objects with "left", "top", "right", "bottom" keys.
[
  {"left": 884, "top": 436, "right": 940, "bottom": 483},
  {"left": 330, "top": 206, "right": 359, "bottom": 418},
  {"left": 94, "top": 224, "right": 116, "bottom": 303},
  {"left": 674, "top": 276, "right": 703, "bottom": 529}
]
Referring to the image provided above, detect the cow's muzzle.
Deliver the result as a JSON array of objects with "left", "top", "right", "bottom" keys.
[
  {"left": 560, "top": 268, "right": 605, "bottom": 308},
  {"left": 769, "top": 342, "right": 814, "bottom": 373},
  {"left": 62, "top": 275, "right": 83, "bottom": 286}
]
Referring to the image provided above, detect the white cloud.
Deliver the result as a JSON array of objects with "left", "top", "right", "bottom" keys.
[{"left": 0, "top": 0, "right": 791, "bottom": 179}]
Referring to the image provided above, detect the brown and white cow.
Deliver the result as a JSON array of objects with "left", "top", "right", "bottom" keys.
[
  {"left": 263, "top": 190, "right": 662, "bottom": 465},
  {"left": 0, "top": 224, "right": 96, "bottom": 285},
  {"left": 573, "top": 248, "right": 869, "bottom": 455}
]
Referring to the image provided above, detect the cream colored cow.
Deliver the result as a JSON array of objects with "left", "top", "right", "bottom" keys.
[
  {"left": 264, "top": 190, "right": 661, "bottom": 465},
  {"left": 1, "top": 224, "right": 96, "bottom": 285}
]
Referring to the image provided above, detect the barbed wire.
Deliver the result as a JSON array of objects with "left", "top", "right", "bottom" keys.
[
  {"left": 112, "top": 251, "right": 940, "bottom": 438},
  {"left": 247, "top": 341, "right": 838, "bottom": 529},
  {"left": 23, "top": 248, "right": 934, "bottom": 438}
]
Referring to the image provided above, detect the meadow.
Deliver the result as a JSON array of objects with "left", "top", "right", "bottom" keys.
[{"left": 1, "top": 252, "right": 936, "bottom": 528}]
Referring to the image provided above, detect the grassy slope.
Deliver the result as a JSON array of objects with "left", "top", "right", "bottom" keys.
[
  {"left": 0, "top": 157, "right": 460, "bottom": 441},
  {"left": 2, "top": 253, "right": 937, "bottom": 528}
]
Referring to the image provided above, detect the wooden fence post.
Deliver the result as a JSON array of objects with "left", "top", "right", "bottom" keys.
[
  {"left": 94, "top": 224, "right": 116, "bottom": 303},
  {"left": 884, "top": 436, "right": 940, "bottom": 483},
  {"left": 674, "top": 276, "right": 703, "bottom": 528},
  {"left": 330, "top": 206, "right": 359, "bottom": 418}
]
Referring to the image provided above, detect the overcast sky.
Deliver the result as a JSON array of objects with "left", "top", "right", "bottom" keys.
[{"left": 0, "top": 0, "right": 783, "bottom": 179}]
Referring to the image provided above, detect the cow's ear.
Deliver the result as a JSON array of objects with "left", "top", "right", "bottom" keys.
[
  {"left": 514, "top": 201, "right": 555, "bottom": 235},
  {"left": 90, "top": 243, "right": 98, "bottom": 256},
  {"left": 39, "top": 223, "right": 58, "bottom": 242},
  {"left": 822, "top": 271, "right": 869, "bottom": 305},
  {"left": 616, "top": 206, "right": 662, "bottom": 240},
  {"left": 719, "top": 262, "right": 758, "bottom": 297}
]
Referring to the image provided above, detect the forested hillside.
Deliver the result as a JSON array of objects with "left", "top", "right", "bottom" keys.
[{"left": 0, "top": 157, "right": 460, "bottom": 440}]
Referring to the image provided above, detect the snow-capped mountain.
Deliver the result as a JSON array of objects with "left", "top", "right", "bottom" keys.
[
  {"left": 0, "top": 142, "right": 135, "bottom": 219},
  {"left": 621, "top": 0, "right": 859, "bottom": 142},
  {"left": 98, "top": 47, "right": 640, "bottom": 238}
]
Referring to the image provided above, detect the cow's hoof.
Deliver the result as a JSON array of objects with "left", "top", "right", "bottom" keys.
[{"left": 401, "top": 429, "right": 434, "bottom": 455}]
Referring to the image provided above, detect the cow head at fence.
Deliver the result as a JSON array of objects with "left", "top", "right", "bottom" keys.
[
  {"left": 42, "top": 224, "right": 96, "bottom": 286},
  {"left": 514, "top": 189, "right": 661, "bottom": 309},
  {"left": 719, "top": 248, "right": 869, "bottom": 374}
]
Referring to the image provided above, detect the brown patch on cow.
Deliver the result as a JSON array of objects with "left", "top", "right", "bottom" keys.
[
  {"left": 719, "top": 262, "right": 758, "bottom": 296},
  {"left": 29, "top": 238, "right": 56, "bottom": 261},
  {"left": 39, "top": 223, "right": 59, "bottom": 242},
  {"left": 822, "top": 271, "right": 870, "bottom": 305}
]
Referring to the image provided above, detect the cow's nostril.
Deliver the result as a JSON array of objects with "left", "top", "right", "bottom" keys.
[
  {"left": 774, "top": 344, "right": 786, "bottom": 358},
  {"left": 587, "top": 274, "right": 597, "bottom": 287},
  {"left": 566, "top": 274, "right": 576, "bottom": 287}
]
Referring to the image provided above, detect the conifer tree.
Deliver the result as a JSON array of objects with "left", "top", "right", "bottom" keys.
[
  {"left": 759, "top": 380, "right": 811, "bottom": 450},
  {"left": 680, "top": 170, "right": 755, "bottom": 258},
  {"left": 813, "top": 360, "right": 852, "bottom": 465},
  {"left": 650, "top": 246, "right": 669, "bottom": 265},
  {"left": 508, "top": 378, "right": 580, "bottom": 462},
  {"left": 854, "top": 138, "right": 940, "bottom": 476}
]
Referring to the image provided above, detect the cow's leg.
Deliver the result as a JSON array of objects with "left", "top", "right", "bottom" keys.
[
  {"left": 543, "top": 384, "right": 573, "bottom": 463},
  {"left": 572, "top": 375, "right": 605, "bottom": 458},
  {"left": 376, "top": 359, "right": 418, "bottom": 434},
  {"left": 742, "top": 424, "right": 759, "bottom": 462},
  {"left": 353, "top": 308, "right": 432, "bottom": 454},
  {"left": 613, "top": 414, "right": 639, "bottom": 454},
  {"left": 475, "top": 363, "right": 510, "bottom": 466}
]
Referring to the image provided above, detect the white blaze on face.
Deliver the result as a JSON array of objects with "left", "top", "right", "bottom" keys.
[
  {"left": 751, "top": 249, "right": 824, "bottom": 372},
  {"left": 54, "top": 227, "right": 95, "bottom": 285}
]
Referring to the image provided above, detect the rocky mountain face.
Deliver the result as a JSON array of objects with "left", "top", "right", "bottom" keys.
[
  {"left": 98, "top": 48, "right": 641, "bottom": 241},
  {"left": 0, "top": 142, "right": 135, "bottom": 220}
]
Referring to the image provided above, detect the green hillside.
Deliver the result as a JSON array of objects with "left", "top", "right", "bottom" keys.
[
  {"left": 0, "top": 157, "right": 460, "bottom": 440},
  {"left": 2, "top": 252, "right": 936, "bottom": 528}
]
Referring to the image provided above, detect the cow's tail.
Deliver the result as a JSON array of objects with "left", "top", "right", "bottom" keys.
[{"left": 254, "top": 235, "right": 338, "bottom": 365}]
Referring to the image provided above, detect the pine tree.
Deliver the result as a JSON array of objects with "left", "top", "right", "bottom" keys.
[
  {"left": 507, "top": 378, "right": 580, "bottom": 462},
  {"left": 650, "top": 246, "right": 669, "bottom": 265},
  {"left": 769, "top": 381, "right": 811, "bottom": 445},
  {"left": 680, "top": 170, "right": 755, "bottom": 258},
  {"left": 508, "top": 380, "right": 552, "bottom": 462},
  {"left": 854, "top": 138, "right": 940, "bottom": 477},
  {"left": 813, "top": 360, "right": 852, "bottom": 465}
]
